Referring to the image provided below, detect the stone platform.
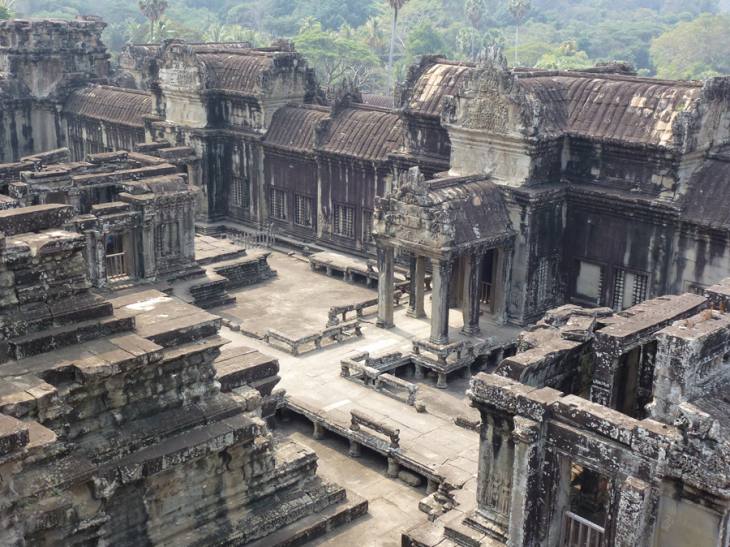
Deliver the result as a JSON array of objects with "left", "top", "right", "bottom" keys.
[
  {"left": 0, "top": 216, "right": 367, "bottom": 545},
  {"left": 208, "top": 251, "right": 522, "bottom": 544}
]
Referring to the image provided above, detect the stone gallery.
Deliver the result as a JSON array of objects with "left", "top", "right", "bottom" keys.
[{"left": 0, "top": 15, "right": 729, "bottom": 547}]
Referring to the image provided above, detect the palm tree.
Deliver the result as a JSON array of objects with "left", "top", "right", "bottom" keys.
[
  {"left": 465, "top": 0, "right": 486, "bottom": 30},
  {"left": 139, "top": 0, "right": 169, "bottom": 43},
  {"left": 387, "top": 0, "right": 408, "bottom": 94},
  {"left": 0, "top": 0, "right": 15, "bottom": 19},
  {"left": 508, "top": 0, "right": 530, "bottom": 66},
  {"left": 364, "top": 17, "right": 385, "bottom": 55}
]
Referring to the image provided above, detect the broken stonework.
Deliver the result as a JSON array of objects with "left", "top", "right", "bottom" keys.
[{"left": 0, "top": 211, "right": 366, "bottom": 545}]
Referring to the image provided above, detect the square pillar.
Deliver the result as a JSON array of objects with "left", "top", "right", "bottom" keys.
[
  {"left": 407, "top": 254, "right": 426, "bottom": 318},
  {"left": 430, "top": 257, "right": 452, "bottom": 345},
  {"left": 493, "top": 247, "right": 512, "bottom": 325},
  {"left": 614, "top": 476, "right": 652, "bottom": 546},
  {"left": 376, "top": 245, "right": 395, "bottom": 329},
  {"left": 507, "top": 417, "right": 543, "bottom": 547},
  {"left": 462, "top": 251, "right": 483, "bottom": 336}
]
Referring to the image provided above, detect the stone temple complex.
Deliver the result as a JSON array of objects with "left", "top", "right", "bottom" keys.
[{"left": 0, "top": 15, "right": 729, "bottom": 547}]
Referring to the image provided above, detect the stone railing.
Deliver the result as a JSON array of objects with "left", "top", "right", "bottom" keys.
[
  {"left": 350, "top": 409, "right": 400, "bottom": 450},
  {"left": 413, "top": 339, "right": 474, "bottom": 366},
  {"left": 228, "top": 223, "right": 276, "bottom": 249},
  {"left": 340, "top": 351, "right": 418, "bottom": 406},
  {"left": 264, "top": 320, "right": 362, "bottom": 356},
  {"left": 412, "top": 339, "right": 478, "bottom": 389},
  {"left": 375, "top": 373, "right": 418, "bottom": 406},
  {"left": 326, "top": 288, "right": 407, "bottom": 327}
]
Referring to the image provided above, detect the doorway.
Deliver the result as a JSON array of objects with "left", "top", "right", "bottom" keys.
[
  {"left": 481, "top": 249, "right": 496, "bottom": 314},
  {"left": 105, "top": 233, "right": 130, "bottom": 281}
]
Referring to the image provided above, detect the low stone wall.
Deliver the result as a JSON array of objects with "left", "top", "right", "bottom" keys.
[
  {"left": 340, "top": 351, "right": 418, "bottom": 406},
  {"left": 213, "top": 252, "right": 277, "bottom": 289},
  {"left": 264, "top": 320, "right": 363, "bottom": 356}
]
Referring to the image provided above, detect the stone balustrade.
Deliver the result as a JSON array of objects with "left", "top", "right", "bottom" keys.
[
  {"left": 350, "top": 409, "right": 400, "bottom": 450},
  {"left": 264, "top": 320, "right": 363, "bottom": 355},
  {"left": 412, "top": 338, "right": 477, "bottom": 388},
  {"left": 340, "top": 351, "right": 418, "bottom": 406},
  {"left": 375, "top": 373, "right": 418, "bottom": 406}
]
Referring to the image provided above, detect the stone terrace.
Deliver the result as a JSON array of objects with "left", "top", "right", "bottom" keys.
[{"left": 195, "top": 250, "right": 522, "bottom": 544}]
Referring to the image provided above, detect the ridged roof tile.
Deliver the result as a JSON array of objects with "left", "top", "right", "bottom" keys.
[{"left": 64, "top": 85, "right": 153, "bottom": 128}]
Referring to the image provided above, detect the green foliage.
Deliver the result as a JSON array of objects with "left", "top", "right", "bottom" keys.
[
  {"left": 406, "top": 21, "right": 446, "bottom": 57},
  {"left": 650, "top": 13, "right": 730, "bottom": 79},
  {"left": 294, "top": 21, "right": 381, "bottom": 89},
  {"left": 14, "top": 0, "right": 730, "bottom": 91},
  {"left": 536, "top": 41, "right": 593, "bottom": 70}
]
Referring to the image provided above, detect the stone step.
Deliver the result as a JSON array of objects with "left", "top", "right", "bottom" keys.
[
  {"left": 444, "top": 519, "right": 489, "bottom": 547},
  {"left": 212, "top": 252, "right": 277, "bottom": 289},
  {"left": 0, "top": 414, "right": 29, "bottom": 457},
  {"left": 78, "top": 393, "right": 247, "bottom": 463},
  {"left": 180, "top": 476, "right": 362, "bottom": 546},
  {"left": 6, "top": 293, "right": 114, "bottom": 339},
  {"left": 244, "top": 488, "right": 368, "bottom": 547},
  {"left": 214, "top": 345, "right": 280, "bottom": 393},
  {"left": 7, "top": 314, "right": 135, "bottom": 360}
]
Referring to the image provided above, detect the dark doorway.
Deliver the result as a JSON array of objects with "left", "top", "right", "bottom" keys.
[{"left": 481, "top": 249, "right": 496, "bottom": 314}]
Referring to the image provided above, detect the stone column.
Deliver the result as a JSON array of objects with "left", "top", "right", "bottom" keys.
[
  {"left": 475, "top": 411, "right": 514, "bottom": 542},
  {"left": 614, "top": 476, "right": 652, "bottom": 546},
  {"left": 462, "top": 251, "right": 483, "bottom": 336},
  {"left": 376, "top": 245, "right": 395, "bottom": 329},
  {"left": 508, "top": 416, "right": 543, "bottom": 547},
  {"left": 494, "top": 247, "right": 513, "bottom": 325},
  {"left": 141, "top": 214, "right": 156, "bottom": 280},
  {"left": 407, "top": 254, "right": 426, "bottom": 318},
  {"left": 430, "top": 257, "right": 452, "bottom": 345}
]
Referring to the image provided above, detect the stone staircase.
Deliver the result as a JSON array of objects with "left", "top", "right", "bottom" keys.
[{"left": 212, "top": 251, "right": 277, "bottom": 289}]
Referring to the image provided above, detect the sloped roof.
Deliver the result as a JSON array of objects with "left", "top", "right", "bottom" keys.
[
  {"left": 517, "top": 72, "right": 703, "bottom": 147},
  {"left": 264, "top": 105, "right": 329, "bottom": 153},
  {"left": 362, "top": 94, "right": 394, "bottom": 109},
  {"left": 64, "top": 85, "right": 153, "bottom": 128},
  {"left": 375, "top": 170, "right": 514, "bottom": 252},
  {"left": 321, "top": 106, "right": 404, "bottom": 161},
  {"left": 406, "top": 61, "right": 474, "bottom": 116},
  {"left": 426, "top": 176, "right": 514, "bottom": 246},
  {"left": 197, "top": 51, "right": 276, "bottom": 94},
  {"left": 681, "top": 155, "right": 730, "bottom": 230}
]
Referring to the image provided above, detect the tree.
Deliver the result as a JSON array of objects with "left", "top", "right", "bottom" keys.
[
  {"left": 536, "top": 41, "right": 593, "bottom": 70},
  {"left": 406, "top": 21, "right": 445, "bottom": 57},
  {"left": 387, "top": 0, "right": 409, "bottom": 93},
  {"left": 294, "top": 21, "right": 380, "bottom": 88},
  {"left": 362, "top": 17, "right": 386, "bottom": 56},
  {"left": 508, "top": 0, "right": 531, "bottom": 65},
  {"left": 0, "top": 0, "right": 13, "bottom": 19},
  {"left": 138, "top": 0, "right": 168, "bottom": 42},
  {"left": 650, "top": 13, "right": 730, "bottom": 79},
  {"left": 465, "top": 0, "right": 487, "bottom": 29}
]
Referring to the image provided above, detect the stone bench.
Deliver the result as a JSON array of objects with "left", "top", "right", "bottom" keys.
[
  {"left": 327, "top": 291, "right": 406, "bottom": 327},
  {"left": 350, "top": 409, "right": 400, "bottom": 451},
  {"left": 340, "top": 352, "right": 418, "bottom": 406},
  {"left": 375, "top": 373, "right": 418, "bottom": 406},
  {"left": 264, "top": 320, "right": 363, "bottom": 356},
  {"left": 412, "top": 339, "right": 477, "bottom": 389}
]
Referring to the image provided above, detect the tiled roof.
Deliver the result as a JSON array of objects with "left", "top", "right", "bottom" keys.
[
  {"left": 264, "top": 105, "right": 329, "bottom": 152},
  {"left": 517, "top": 72, "right": 703, "bottom": 147},
  {"left": 64, "top": 85, "right": 153, "bottom": 127},
  {"left": 407, "top": 61, "right": 474, "bottom": 116},
  {"left": 321, "top": 106, "right": 404, "bottom": 161},
  {"left": 197, "top": 51, "right": 276, "bottom": 94}
]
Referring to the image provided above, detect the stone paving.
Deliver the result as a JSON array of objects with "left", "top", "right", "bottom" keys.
[
  {"left": 276, "top": 418, "right": 428, "bottom": 547},
  {"left": 204, "top": 250, "right": 522, "bottom": 544}
]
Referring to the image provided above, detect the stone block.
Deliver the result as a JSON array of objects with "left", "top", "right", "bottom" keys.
[{"left": 0, "top": 414, "right": 30, "bottom": 456}]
